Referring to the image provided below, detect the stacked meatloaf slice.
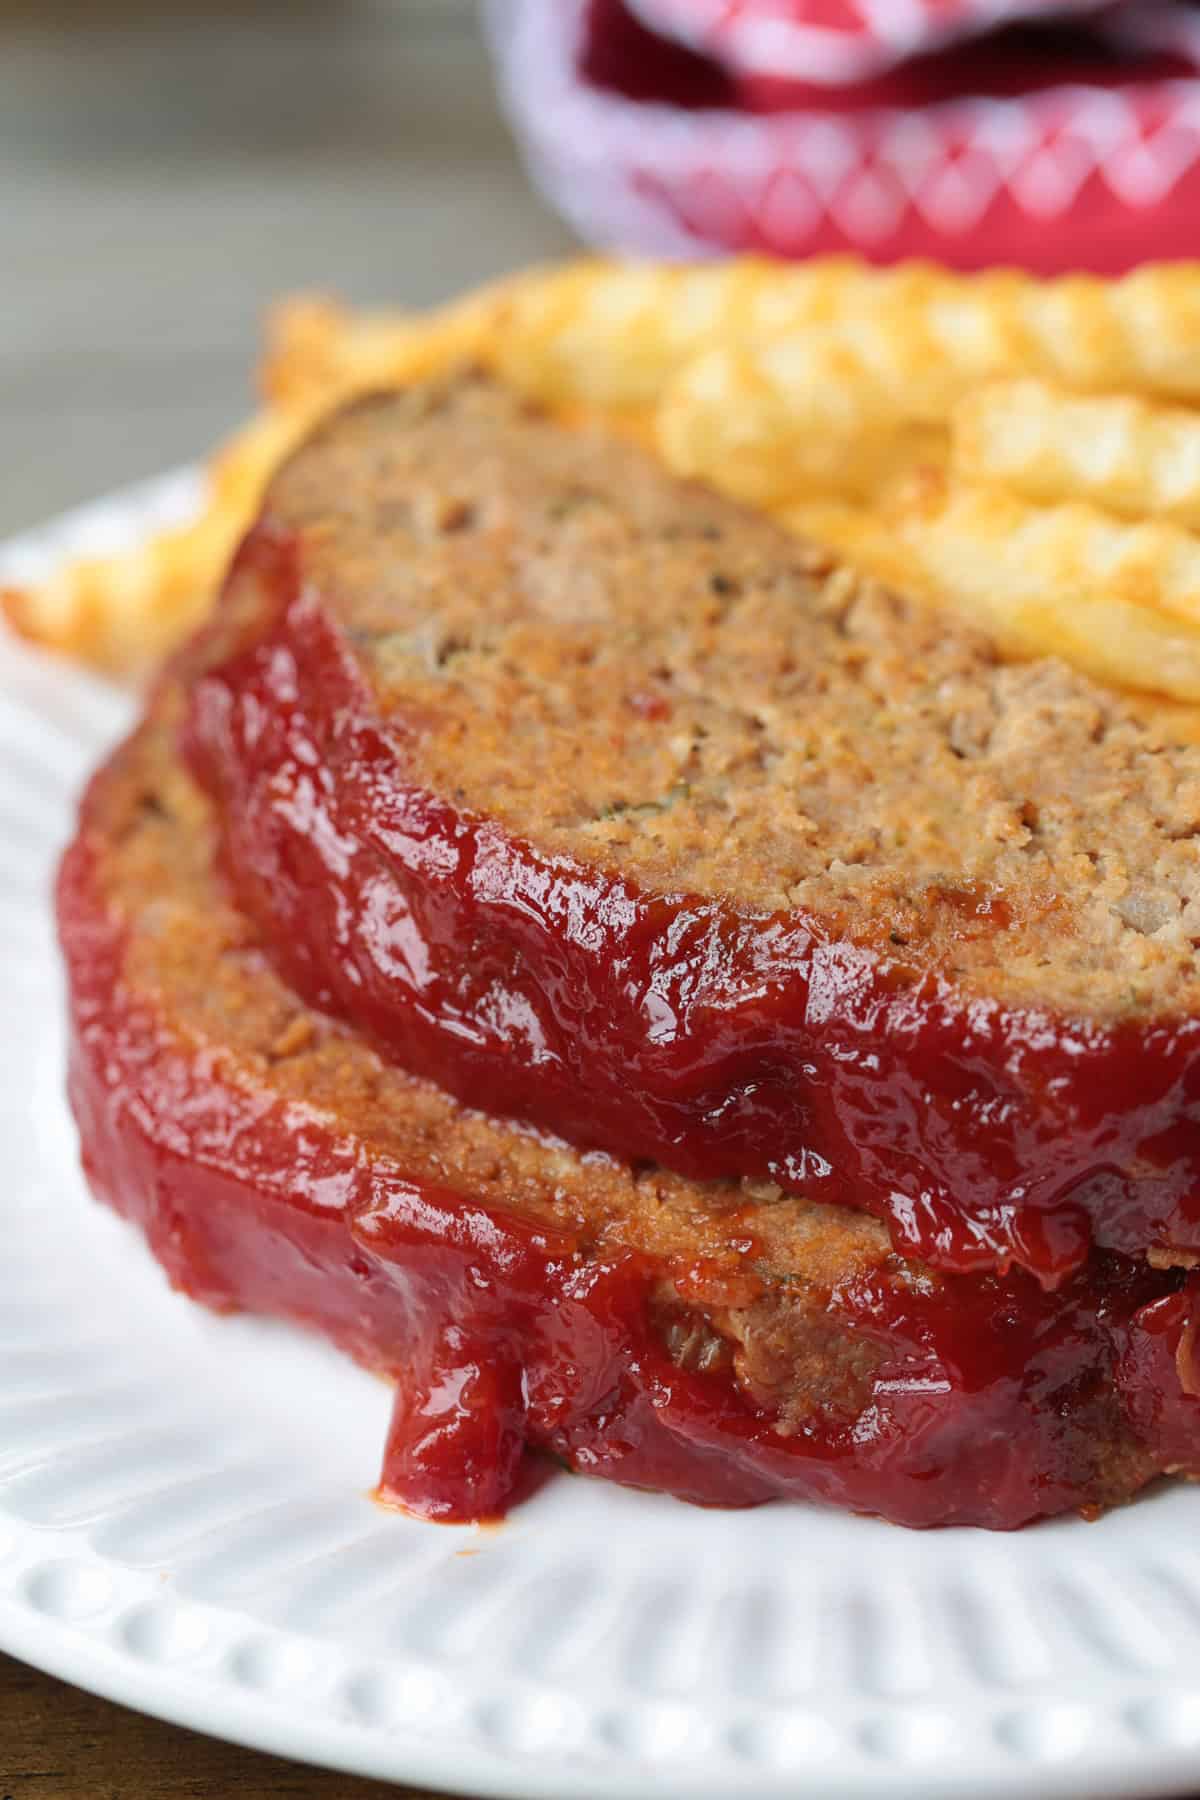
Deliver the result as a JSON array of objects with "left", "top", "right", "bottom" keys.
[{"left": 60, "top": 375, "right": 1200, "bottom": 1527}]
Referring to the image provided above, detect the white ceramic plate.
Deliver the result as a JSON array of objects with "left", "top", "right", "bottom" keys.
[{"left": 6, "top": 481, "right": 1200, "bottom": 1800}]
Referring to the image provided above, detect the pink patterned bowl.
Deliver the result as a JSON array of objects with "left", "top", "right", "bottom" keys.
[{"left": 484, "top": 0, "right": 1200, "bottom": 272}]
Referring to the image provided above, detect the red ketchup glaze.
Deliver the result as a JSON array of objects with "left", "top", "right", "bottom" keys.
[
  {"left": 59, "top": 813, "right": 1200, "bottom": 1529},
  {"left": 182, "top": 530, "right": 1200, "bottom": 1288}
]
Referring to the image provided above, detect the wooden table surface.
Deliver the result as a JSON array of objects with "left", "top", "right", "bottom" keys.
[
  {"left": 0, "top": 2, "right": 568, "bottom": 1791},
  {"left": 0, "top": 1652, "right": 444, "bottom": 1798}
]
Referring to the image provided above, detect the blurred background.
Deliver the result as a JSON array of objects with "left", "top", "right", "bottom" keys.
[
  {"left": 0, "top": 0, "right": 572, "bottom": 538},
  {"left": 6, "top": 0, "right": 1200, "bottom": 540}
]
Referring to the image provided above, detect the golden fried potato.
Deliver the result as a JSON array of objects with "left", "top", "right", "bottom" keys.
[
  {"left": 914, "top": 264, "right": 1200, "bottom": 402},
  {"left": 1, "top": 404, "right": 330, "bottom": 677},
  {"left": 954, "top": 379, "right": 1200, "bottom": 530},
  {"left": 2, "top": 515, "right": 227, "bottom": 678},
  {"left": 899, "top": 478, "right": 1200, "bottom": 703},
  {"left": 483, "top": 256, "right": 872, "bottom": 413},
  {"left": 259, "top": 281, "right": 515, "bottom": 411},
  {"left": 494, "top": 257, "right": 1200, "bottom": 414},
  {"left": 656, "top": 335, "right": 943, "bottom": 507}
]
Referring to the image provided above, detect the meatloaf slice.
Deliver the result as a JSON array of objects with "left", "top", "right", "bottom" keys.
[
  {"left": 59, "top": 685, "right": 1200, "bottom": 1526},
  {"left": 185, "top": 376, "right": 1200, "bottom": 1283}
]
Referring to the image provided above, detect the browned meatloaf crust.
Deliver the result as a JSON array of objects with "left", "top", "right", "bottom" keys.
[
  {"left": 184, "top": 376, "right": 1200, "bottom": 1282},
  {"left": 57, "top": 680, "right": 1200, "bottom": 1526}
]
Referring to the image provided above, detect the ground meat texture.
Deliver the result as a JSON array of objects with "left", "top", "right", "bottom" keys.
[
  {"left": 232, "top": 378, "right": 1200, "bottom": 1008},
  {"left": 56, "top": 695, "right": 1200, "bottom": 1527},
  {"left": 182, "top": 377, "right": 1200, "bottom": 1282}
]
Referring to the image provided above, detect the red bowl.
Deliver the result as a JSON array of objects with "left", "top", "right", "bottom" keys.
[{"left": 484, "top": 0, "right": 1200, "bottom": 272}]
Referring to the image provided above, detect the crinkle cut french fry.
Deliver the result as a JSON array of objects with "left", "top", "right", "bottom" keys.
[
  {"left": 259, "top": 280, "right": 517, "bottom": 412},
  {"left": 490, "top": 258, "right": 1200, "bottom": 413},
  {"left": 912, "top": 264, "right": 1200, "bottom": 404},
  {"left": 901, "top": 481, "right": 1200, "bottom": 704},
  {"left": 1, "top": 406, "right": 318, "bottom": 678},
  {"left": 651, "top": 267, "right": 1200, "bottom": 461},
  {"left": 2, "top": 515, "right": 229, "bottom": 677},
  {"left": 954, "top": 379, "right": 1200, "bottom": 530},
  {"left": 656, "top": 336, "right": 944, "bottom": 507},
  {"left": 485, "top": 256, "right": 873, "bottom": 411}
]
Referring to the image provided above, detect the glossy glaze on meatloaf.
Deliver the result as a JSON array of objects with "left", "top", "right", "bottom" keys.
[
  {"left": 184, "top": 376, "right": 1200, "bottom": 1283},
  {"left": 58, "top": 686, "right": 1200, "bottom": 1526}
]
